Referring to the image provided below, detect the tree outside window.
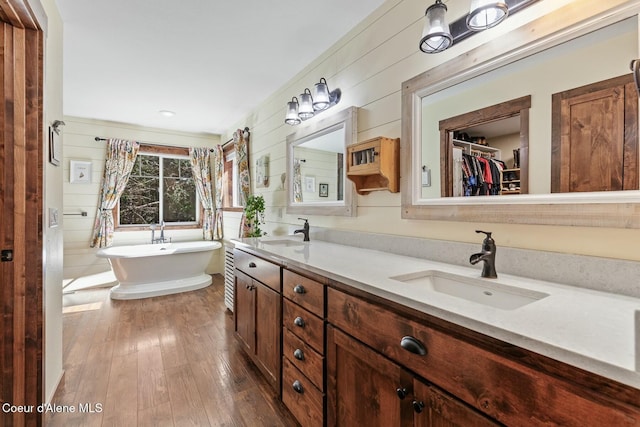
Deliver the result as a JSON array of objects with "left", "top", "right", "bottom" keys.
[{"left": 119, "top": 153, "right": 198, "bottom": 226}]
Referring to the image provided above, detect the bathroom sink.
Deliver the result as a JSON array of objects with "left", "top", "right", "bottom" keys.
[
  {"left": 261, "top": 239, "right": 308, "bottom": 247},
  {"left": 389, "top": 270, "right": 549, "bottom": 310}
]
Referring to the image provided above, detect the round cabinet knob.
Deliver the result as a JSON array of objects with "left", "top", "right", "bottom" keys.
[
  {"left": 396, "top": 387, "right": 408, "bottom": 400},
  {"left": 293, "top": 349, "right": 305, "bottom": 360},
  {"left": 294, "top": 317, "right": 305, "bottom": 328},
  {"left": 412, "top": 400, "right": 425, "bottom": 414},
  {"left": 292, "top": 380, "right": 304, "bottom": 394},
  {"left": 248, "top": 262, "right": 257, "bottom": 268},
  {"left": 293, "top": 284, "right": 306, "bottom": 294}
]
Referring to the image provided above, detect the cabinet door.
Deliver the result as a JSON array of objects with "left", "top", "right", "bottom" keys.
[
  {"left": 327, "top": 325, "right": 413, "bottom": 427},
  {"left": 413, "top": 380, "right": 499, "bottom": 427},
  {"left": 234, "top": 270, "right": 255, "bottom": 354},
  {"left": 255, "top": 281, "right": 281, "bottom": 389},
  {"left": 552, "top": 74, "right": 638, "bottom": 193}
]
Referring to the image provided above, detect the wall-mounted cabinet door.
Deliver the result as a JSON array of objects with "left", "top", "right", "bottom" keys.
[{"left": 552, "top": 74, "right": 638, "bottom": 193}]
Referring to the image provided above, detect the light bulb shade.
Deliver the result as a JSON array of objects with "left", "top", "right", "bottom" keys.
[
  {"left": 467, "top": 0, "right": 508, "bottom": 31},
  {"left": 419, "top": 0, "right": 453, "bottom": 54},
  {"left": 298, "top": 88, "right": 315, "bottom": 120},
  {"left": 285, "top": 97, "right": 301, "bottom": 125},
  {"left": 312, "top": 78, "right": 331, "bottom": 111}
]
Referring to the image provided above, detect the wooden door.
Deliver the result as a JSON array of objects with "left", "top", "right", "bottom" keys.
[
  {"left": 327, "top": 325, "right": 413, "bottom": 427},
  {"left": 234, "top": 270, "right": 255, "bottom": 354},
  {"left": 413, "top": 380, "right": 499, "bottom": 427},
  {"left": 0, "top": 3, "right": 44, "bottom": 426},
  {"left": 255, "top": 281, "right": 281, "bottom": 390},
  {"left": 552, "top": 74, "right": 638, "bottom": 192}
]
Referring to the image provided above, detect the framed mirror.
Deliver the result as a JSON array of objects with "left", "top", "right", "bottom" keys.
[
  {"left": 401, "top": 1, "right": 640, "bottom": 228},
  {"left": 286, "top": 106, "right": 357, "bottom": 216}
]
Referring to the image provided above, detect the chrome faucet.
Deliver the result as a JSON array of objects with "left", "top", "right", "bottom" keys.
[
  {"left": 469, "top": 230, "right": 497, "bottom": 278},
  {"left": 150, "top": 221, "right": 168, "bottom": 244},
  {"left": 293, "top": 218, "right": 310, "bottom": 242}
]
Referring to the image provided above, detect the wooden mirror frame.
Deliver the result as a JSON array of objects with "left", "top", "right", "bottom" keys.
[
  {"left": 401, "top": 0, "right": 640, "bottom": 228},
  {"left": 286, "top": 106, "right": 358, "bottom": 217}
]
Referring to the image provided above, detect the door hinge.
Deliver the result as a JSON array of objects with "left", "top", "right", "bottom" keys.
[{"left": 1, "top": 250, "right": 13, "bottom": 262}]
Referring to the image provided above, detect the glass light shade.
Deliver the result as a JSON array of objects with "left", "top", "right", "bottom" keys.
[
  {"left": 467, "top": 0, "right": 508, "bottom": 31},
  {"left": 298, "top": 88, "right": 315, "bottom": 120},
  {"left": 312, "top": 78, "right": 331, "bottom": 111},
  {"left": 419, "top": 0, "right": 452, "bottom": 54},
  {"left": 285, "top": 97, "right": 301, "bottom": 125}
]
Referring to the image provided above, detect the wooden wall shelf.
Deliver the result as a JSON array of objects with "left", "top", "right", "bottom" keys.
[{"left": 347, "top": 136, "right": 400, "bottom": 195}]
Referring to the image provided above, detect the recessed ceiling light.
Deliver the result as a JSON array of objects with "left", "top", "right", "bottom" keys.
[{"left": 159, "top": 110, "right": 176, "bottom": 117}]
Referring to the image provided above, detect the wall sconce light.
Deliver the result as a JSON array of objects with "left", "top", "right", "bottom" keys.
[
  {"left": 467, "top": 0, "right": 509, "bottom": 31},
  {"left": 298, "top": 88, "right": 315, "bottom": 120},
  {"left": 419, "top": 0, "right": 533, "bottom": 54},
  {"left": 419, "top": 0, "right": 453, "bottom": 54},
  {"left": 285, "top": 97, "right": 301, "bottom": 125},
  {"left": 284, "top": 78, "right": 342, "bottom": 125}
]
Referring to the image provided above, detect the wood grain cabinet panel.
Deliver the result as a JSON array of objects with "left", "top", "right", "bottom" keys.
[
  {"left": 233, "top": 249, "right": 282, "bottom": 392},
  {"left": 282, "top": 298, "right": 324, "bottom": 353},
  {"left": 327, "top": 286, "right": 640, "bottom": 426},
  {"left": 283, "top": 269, "right": 325, "bottom": 316},
  {"left": 283, "top": 327, "right": 324, "bottom": 388},
  {"left": 282, "top": 357, "right": 324, "bottom": 427}
]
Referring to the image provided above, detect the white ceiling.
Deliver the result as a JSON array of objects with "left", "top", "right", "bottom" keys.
[{"left": 54, "top": 0, "right": 387, "bottom": 135}]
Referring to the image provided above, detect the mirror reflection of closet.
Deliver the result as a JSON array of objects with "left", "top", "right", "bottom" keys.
[{"left": 438, "top": 96, "right": 530, "bottom": 198}]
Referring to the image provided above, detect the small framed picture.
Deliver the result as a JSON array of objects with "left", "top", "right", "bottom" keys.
[
  {"left": 304, "top": 176, "right": 315, "bottom": 192},
  {"left": 319, "top": 183, "right": 329, "bottom": 197},
  {"left": 70, "top": 160, "right": 92, "bottom": 184}
]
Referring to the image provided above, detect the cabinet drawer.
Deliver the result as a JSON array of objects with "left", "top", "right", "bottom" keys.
[
  {"left": 283, "top": 269, "right": 325, "bottom": 316},
  {"left": 327, "top": 287, "right": 640, "bottom": 427},
  {"left": 283, "top": 327, "right": 324, "bottom": 389},
  {"left": 283, "top": 299, "right": 324, "bottom": 353},
  {"left": 282, "top": 357, "right": 323, "bottom": 427},
  {"left": 233, "top": 249, "right": 280, "bottom": 291}
]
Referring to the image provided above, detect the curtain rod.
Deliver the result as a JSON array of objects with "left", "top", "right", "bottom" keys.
[{"left": 95, "top": 126, "right": 250, "bottom": 152}]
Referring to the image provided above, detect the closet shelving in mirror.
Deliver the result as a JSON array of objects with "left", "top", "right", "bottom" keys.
[
  {"left": 346, "top": 136, "right": 400, "bottom": 195},
  {"left": 452, "top": 139, "right": 501, "bottom": 159},
  {"left": 501, "top": 168, "right": 521, "bottom": 195}
]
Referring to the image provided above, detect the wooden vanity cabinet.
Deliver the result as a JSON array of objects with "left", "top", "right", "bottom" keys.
[
  {"left": 327, "top": 286, "right": 640, "bottom": 427},
  {"left": 233, "top": 248, "right": 282, "bottom": 392},
  {"left": 281, "top": 268, "right": 327, "bottom": 427},
  {"left": 327, "top": 325, "right": 497, "bottom": 427}
]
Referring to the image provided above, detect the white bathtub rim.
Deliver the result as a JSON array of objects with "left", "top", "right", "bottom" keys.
[
  {"left": 96, "top": 241, "right": 222, "bottom": 259},
  {"left": 109, "top": 273, "right": 212, "bottom": 300}
]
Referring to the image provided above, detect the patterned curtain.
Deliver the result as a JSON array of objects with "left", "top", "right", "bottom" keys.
[
  {"left": 293, "top": 159, "right": 303, "bottom": 202},
  {"left": 212, "top": 145, "right": 224, "bottom": 239},
  {"left": 90, "top": 139, "right": 140, "bottom": 248},
  {"left": 189, "top": 147, "right": 216, "bottom": 241},
  {"left": 235, "top": 128, "right": 252, "bottom": 237}
]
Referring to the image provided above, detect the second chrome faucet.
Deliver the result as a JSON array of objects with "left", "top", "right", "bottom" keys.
[{"left": 469, "top": 230, "right": 497, "bottom": 278}]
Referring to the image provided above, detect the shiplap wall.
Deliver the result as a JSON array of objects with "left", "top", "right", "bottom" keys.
[
  {"left": 62, "top": 117, "right": 222, "bottom": 279},
  {"left": 221, "top": 0, "right": 640, "bottom": 261}
]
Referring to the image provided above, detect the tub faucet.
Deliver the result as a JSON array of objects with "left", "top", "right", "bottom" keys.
[
  {"left": 469, "top": 230, "right": 497, "bottom": 278},
  {"left": 151, "top": 221, "right": 168, "bottom": 244},
  {"left": 294, "top": 218, "right": 310, "bottom": 242},
  {"left": 150, "top": 224, "right": 156, "bottom": 244},
  {"left": 159, "top": 221, "right": 165, "bottom": 242}
]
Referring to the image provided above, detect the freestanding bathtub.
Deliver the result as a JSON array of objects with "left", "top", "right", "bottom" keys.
[{"left": 96, "top": 241, "right": 222, "bottom": 300}]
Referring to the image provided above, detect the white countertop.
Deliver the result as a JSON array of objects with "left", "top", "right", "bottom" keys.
[{"left": 233, "top": 236, "right": 640, "bottom": 390}]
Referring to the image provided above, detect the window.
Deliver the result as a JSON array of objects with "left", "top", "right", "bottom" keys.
[
  {"left": 222, "top": 144, "right": 243, "bottom": 210},
  {"left": 118, "top": 147, "right": 199, "bottom": 226}
]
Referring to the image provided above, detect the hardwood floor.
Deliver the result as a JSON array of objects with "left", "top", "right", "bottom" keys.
[{"left": 48, "top": 275, "right": 299, "bottom": 427}]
